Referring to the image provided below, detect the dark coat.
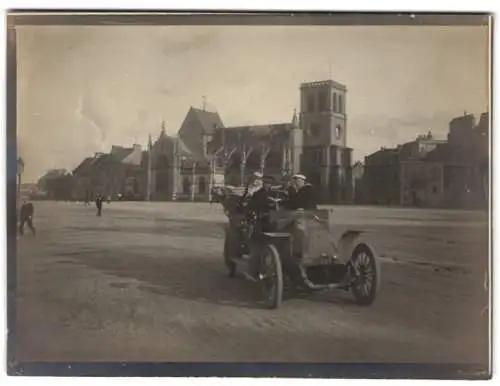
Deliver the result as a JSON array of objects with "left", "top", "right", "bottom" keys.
[
  {"left": 246, "top": 187, "right": 273, "bottom": 213},
  {"left": 95, "top": 196, "right": 104, "bottom": 209},
  {"left": 20, "top": 202, "right": 34, "bottom": 219},
  {"left": 285, "top": 183, "right": 317, "bottom": 210}
]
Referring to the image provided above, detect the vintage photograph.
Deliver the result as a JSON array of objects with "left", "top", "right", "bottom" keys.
[{"left": 7, "top": 12, "right": 491, "bottom": 378}]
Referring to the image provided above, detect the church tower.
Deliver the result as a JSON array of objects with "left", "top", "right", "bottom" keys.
[
  {"left": 299, "top": 80, "right": 352, "bottom": 204},
  {"left": 300, "top": 80, "right": 347, "bottom": 147}
]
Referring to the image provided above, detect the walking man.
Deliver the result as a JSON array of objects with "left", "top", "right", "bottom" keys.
[
  {"left": 19, "top": 198, "right": 36, "bottom": 236},
  {"left": 95, "top": 194, "right": 104, "bottom": 217}
]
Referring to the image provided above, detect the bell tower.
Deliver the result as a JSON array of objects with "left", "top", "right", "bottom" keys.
[
  {"left": 299, "top": 79, "right": 351, "bottom": 205},
  {"left": 299, "top": 80, "right": 347, "bottom": 147}
]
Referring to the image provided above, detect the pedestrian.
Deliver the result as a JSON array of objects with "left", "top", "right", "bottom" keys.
[
  {"left": 95, "top": 195, "right": 104, "bottom": 217},
  {"left": 19, "top": 198, "right": 36, "bottom": 236}
]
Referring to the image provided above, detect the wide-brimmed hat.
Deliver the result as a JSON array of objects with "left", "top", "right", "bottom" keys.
[{"left": 292, "top": 174, "right": 307, "bottom": 181}]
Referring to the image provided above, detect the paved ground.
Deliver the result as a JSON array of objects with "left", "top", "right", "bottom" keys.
[{"left": 13, "top": 201, "right": 490, "bottom": 364}]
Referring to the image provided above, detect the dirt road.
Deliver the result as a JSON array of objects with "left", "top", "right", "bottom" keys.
[{"left": 13, "top": 202, "right": 489, "bottom": 365}]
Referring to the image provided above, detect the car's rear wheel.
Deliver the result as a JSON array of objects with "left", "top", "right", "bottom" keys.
[
  {"left": 260, "top": 244, "right": 283, "bottom": 309},
  {"left": 223, "top": 229, "right": 238, "bottom": 277}
]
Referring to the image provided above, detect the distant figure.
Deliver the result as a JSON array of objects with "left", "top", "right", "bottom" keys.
[
  {"left": 95, "top": 195, "right": 104, "bottom": 217},
  {"left": 19, "top": 198, "right": 36, "bottom": 236}
]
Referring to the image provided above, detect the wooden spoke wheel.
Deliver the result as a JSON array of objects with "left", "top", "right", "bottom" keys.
[
  {"left": 223, "top": 229, "right": 238, "bottom": 277},
  {"left": 350, "top": 243, "right": 381, "bottom": 306},
  {"left": 259, "top": 244, "right": 284, "bottom": 309}
]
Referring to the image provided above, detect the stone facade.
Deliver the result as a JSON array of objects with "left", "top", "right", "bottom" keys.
[
  {"left": 361, "top": 112, "right": 489, "bottom": 209},
  {"left": 299, "top": 80, "right": 353, "bottom": 204}
]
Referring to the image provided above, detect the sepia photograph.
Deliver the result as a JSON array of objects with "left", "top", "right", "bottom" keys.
[{"left": 6, "top": 11, "right": 492, "bottom": 379}]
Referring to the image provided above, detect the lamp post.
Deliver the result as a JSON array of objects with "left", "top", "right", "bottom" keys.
[{"left": 17, "top": 157, "right": 24, "bottom": 201}]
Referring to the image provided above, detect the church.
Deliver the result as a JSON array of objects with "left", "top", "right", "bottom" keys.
[{"left": 144, "top": 78, "right": 354, "bottom": 204}]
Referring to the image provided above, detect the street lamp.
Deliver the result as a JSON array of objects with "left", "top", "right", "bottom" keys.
[{"left": 17, "top": 157, "right": 24, "bottom": 200}]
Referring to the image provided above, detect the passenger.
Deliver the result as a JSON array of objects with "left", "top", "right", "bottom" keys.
[
  {"left": 245, "top": 174, "right": 277, "bottom": 279},
  {"left": 245, "top": 174, "right": 274, "bottom": 223},
  {"left": 285, "top": 174, "right": 317, "bottom": 210}
]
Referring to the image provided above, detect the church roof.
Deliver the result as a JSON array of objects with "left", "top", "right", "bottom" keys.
[
  {"left": 178, "top": 137, "right": 208, "bottom": 164},
  {"left": 190, "top": 107, "right": 225, "bottom": 135},
  {"left": 110, "top": 145, "right": 134, "bottom": 161}
]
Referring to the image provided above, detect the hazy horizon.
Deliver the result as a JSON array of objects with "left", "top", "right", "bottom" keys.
[{"left": 17, "top": 24, "right": 489, "bottom": 182}]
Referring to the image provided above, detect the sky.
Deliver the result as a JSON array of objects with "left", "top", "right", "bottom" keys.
[{"left": 16, "top": 24, "right": 489, "bottom": 182}]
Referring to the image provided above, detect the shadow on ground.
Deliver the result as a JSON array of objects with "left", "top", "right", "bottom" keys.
[
  {"left": 57, "top": 249, "right": 269, "bottom": 309},
  {"left": 55, "top": 248, "right": 361, "bottom": 310}
]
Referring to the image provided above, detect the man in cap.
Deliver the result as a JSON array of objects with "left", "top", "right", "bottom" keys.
[{"left": 285, "top": 174, "right": 317, "bottom": 210}]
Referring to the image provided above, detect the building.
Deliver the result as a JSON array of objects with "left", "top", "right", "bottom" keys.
[
  {"left": 70, "top": 78, "right": 356, "bottom": 204},
  {"left": 351, "top": 161, "right": 366, "bottom": 204},
  {"left": 443, "top": 112, "right": 489, "bottom": 208},
  {"left": 167, "top": 79, "right": 354, "bottom": 204},
  {"left": 363, "top": 147, "right": 400, "bottom": 205},
  {"left": 72, "top": 144, "right": 145, "bottom": 201},
  {"left": 174, "top": 107, "right": 225, "bottom": 201},
  {"left": 206, "top": 113, "right": 301, "bottom": 187},
  {"left": 299, "top": 80, "right": 353, "bottom": 204},
  {"left": 362, "top": 112, "right": 489, "bottom": 209},
  {"left": 400, "top": 145, "right": 448, "bottom": 208},
  {"left": 146, "top": 122, "right": 177, "bottom": 201}
]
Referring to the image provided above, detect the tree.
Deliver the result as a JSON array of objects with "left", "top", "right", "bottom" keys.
[{"left": 37, "top": 169, "right": 73, "bottom": 200}]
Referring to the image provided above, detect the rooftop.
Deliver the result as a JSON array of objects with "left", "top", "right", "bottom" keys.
[
  {"left": 190, "top": 107, "right": 225, "bottom": 135},
  {"left": 300, "top": 79, "right": 347, "bottom": 91}
]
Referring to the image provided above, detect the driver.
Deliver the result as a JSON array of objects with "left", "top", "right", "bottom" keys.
[{"left": 245, "top": 173, "right": 274, "bottom": 231}]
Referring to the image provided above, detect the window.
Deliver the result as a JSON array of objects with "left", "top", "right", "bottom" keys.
[
  {"left": 318, "top": 91, "right": 327, "bottom": 111},
  {"left": 310, "top": 123, "right": 320, "bottom": 137},
  {"left": 335, "top": 124, "right": 342, "bottom": 139},
  {"left": 332, "top": 92, "right": 337, "bottom": 112},
  {"left": 307, "top": 95, "right": 315, "bottom": 112},
  {"left": 198, "top": 177, "right": 206, "bottom": 194},
  {"left": 183, "top": 177, "right": 191, "bottom": 194},
  {"left": 338, "top": 94, "right": 343, "bottom": 113}
]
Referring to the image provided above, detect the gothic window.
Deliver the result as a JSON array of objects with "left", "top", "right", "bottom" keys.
[
  {"left": 332, "top": 92, "right": 337, "bottom": 112},
  {"left": 307, "top": 94, "right": 315, "bottom": 112},
  {"left": 338, "top": 94, "right": 343, "bottom": 113},
  {"left": 183, "top": 177, "right": 191, "bottom": 194},
  {"left": 318, "top": 91, "right": 327, "bottom": 112},
  {"left": 198, "top": 177, "right": 206, "bottom": 194},
  {"left": 335, "top": 124, "right": 342, "bottom": 139}
]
